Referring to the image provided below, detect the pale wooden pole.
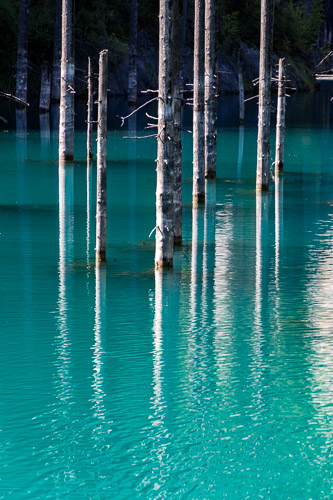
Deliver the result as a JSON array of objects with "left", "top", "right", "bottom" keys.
[
  {"left": 275, "top": 58, "right": 286, "bottom": 173},
  {"left": 59, "top": 0, "right": 75, "bottom": 161},
  {"left": 256, "top": 0, "right": 274, "bottom": 191},
  {"left": 193, "top": 0, "right": 205, "bottom": 203},
  {"left": 87, "top": 57, "right": 94, "bottom": 159},
  {"left": 155, "top": 0, "right": 175, "bottom": 268},
  {"left": 95, "top": 50, "right": 108, "bottom": 263},
  {"left": 173, "top": 0, "right": 182, "bottom": 246},
  {"left": 204, "top": 0, "right": 218, "bottom": 179}
]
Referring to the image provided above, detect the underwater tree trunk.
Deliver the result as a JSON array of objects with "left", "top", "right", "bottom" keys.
[
  {"left": 95, "top": 50, "right": 108, "bottom": 263},
  {"left": 51, "top": 0, "right": 62, "bottom": 101},
  {"left": 16, "top": 0, "right": 30, "bottom": 104},
  {"left": 256, "top": 0, "right": 274, "bottom": 191},
  {"left": 87, "top": 57, "right": 94, "bottom": 159},
  {"left": 59, "top": 0, "right": 75, "bottom": 161},
  {"left": 128, "top": 0, "right": 138, "bottom": 105},
  {"left": 275, "top": 58, "right": 286, "bottom": 172},
  {"left": 204, "top": 0, "right": 218, "bottom": 179},
  {"left": 193, "top": 0, "right": 205, "bottom": 203},
  {"left": 155, "top": 0, "right": 175, "bottom": 269}
]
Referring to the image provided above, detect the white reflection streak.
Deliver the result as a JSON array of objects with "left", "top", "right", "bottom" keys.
[
  {"left": 237, "top": 125, "right": 245, "bottom": 179},
  {"left": 190, "top": 206, "right": 199, "bottom": 331},
  {"left": 255, "top": 192, "right": 262, "bottom": 328},
  {"left": 152, "top": 270, "right": 164, "bottom": 412},
  {"left": 274, "top": 175, "right": 283, "bottom": 333},
  {"left": 92, "top": 263, "right": 106, "bottom": 419},
  {"left": 57, "top": 161, "right": 74, "bottom": 401}
]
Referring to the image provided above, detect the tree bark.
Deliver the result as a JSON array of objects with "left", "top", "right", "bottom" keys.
[
  {"left": 256, "top": 0, "right": 274, "bottom": 191},
  {"left": 193, "top": 0, "right": 205, "bottom": 203},
  {"left": 51, "top": 0, "right": 62, "bottom": 101},
  {"left": 173, "top": 0, "right": 182, "bottom": 246},
  {"left": 275, "top": 57, "right": 286, "bottom": 173},
  {"left": 238, "top": 53, "right": 245, "bottom": 124},
  {"left": 16, "top": 0, "right": 30, "bottom": 104},
  {"left": 180, "top": 0, "right": 188, "bottom": 95},
  {"left": 59, "top": 0, "right": 75, "bottom": 162},
  {"left": 95, "top": 50, "right": 108, "bottom": 263},
  {"left": 128, "top": 0, "right": 138, "bottom": 105},
  {"left": 39, "top": 62, "right": 51, "bottom": 112},
  {"left": 155, "top": 0, "right": 175, "bottom": 269},
  {"left": 87, "top": 57, "right": 94, "bottom": 159},
  {"left": 204, "top": 0, "right": 218, "bottom": 179}
]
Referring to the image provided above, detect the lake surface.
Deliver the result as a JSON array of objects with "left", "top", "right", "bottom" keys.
[{"left": 1, "top": 84, "right": 333, "bottom": 498}]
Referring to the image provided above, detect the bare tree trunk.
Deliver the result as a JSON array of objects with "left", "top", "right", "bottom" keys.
[
  {"left": 128, "top": 0, "right": 138, "bottom": 105},
  {"left": 51, "top": 0, "right": 62, "bottom": 101},
  {"left": 180, "top": 0, "right": 188, "bottom": 95},
  {"left": 39, "top": 62, "right": 51, "bottom": 112},
  {"left": 204, "top": 0, "right": 218, "bottom": 179},
  {"left": 95, "top": 50, "right": 108, "bottom": 263},
  {"left": 193, "top": 0, "right": 205, "bottom": 203},
  {"left": 59, "top": 0, "right": 75, "bottom": 161},
  {"left": 275, "top": 57, "right": 286, "bottom": 173},
  {"left": 256, "top": 0, "right": 274, "bottom": 191},
  {"left": 238, "top": 54, "right": 245, "bottom": 124},
  {"left": 87, "top": 57, "right": 94, "bottom": 159},
  {"left": 16, "top": 0, "right": 30, "bottom": 104},
  {"left": 173, "top": 0, "right": 182, "bottom": 246},
  {"left": 155, "top": 0, "right": 175, "bottom": 269}
]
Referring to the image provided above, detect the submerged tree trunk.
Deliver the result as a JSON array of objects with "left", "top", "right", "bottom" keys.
[
  {"left": 59, "top": 0, "right": 75, "bottom": 161},
  {"left": 39, "top": 62, "right": 51, "bottom": 112},
  {"left": 204, "top": 0, "right": 218, "bottom": 179},
  {"left": 173, "top": 0, "right": 182, "bottom": 246},
  {"left": 16, "top": 0, "right": 30, "bottom": 104},
  {"left": 275, "top": 58, "right": 286, "bottom": 173},
  {"left": 193, "top": 0, "right": 205, "bottom": 203},
  {"left": 87, "top": 57, "right": 94, "bottom": 159},
  {"left": 155, "top": 0, "right": 175, "bottom": 269},
  {"left": 256, "top": 0, "right": 274, "bottom": 191},
  {"left": 95, "top": 50, "right": 108, "bottom": 263},
  {"left": 128, "top": 0, "right": 138, "bottom": 105},
  {"left": 51, "top": 0, "right": 62, "bottom": 101}
]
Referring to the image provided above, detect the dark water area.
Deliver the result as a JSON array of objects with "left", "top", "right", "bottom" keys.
[{"left": 0, "top": 83, "right": 333, "bottom": 498}]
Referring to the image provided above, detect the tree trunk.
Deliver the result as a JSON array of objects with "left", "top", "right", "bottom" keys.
[
  {"left": 238, "top": 54, "right": 245, "bottom": 124},
  {"left": 275, "top": 58, "right": 286, "bottom": 173},
  {"left": 16, "top": 0, "right": 30, "bottom": 104},
  {"left": 204, "top": 0, "right": 218, "bottom": 179},
  {"left": 95, "top": 50, "right": 108, "bottom": 263},
  {"left": 87, "top": 57, "right": 94, "bottom": 159},
  {"left": 173, "top": 0, "right": 182, "bottom": 246},
  {"left": 193, "top": 0, "right": 205, "bottom": 203},
  {"left": 256, "top": 0, "right": 274, "bottom": 191},
  {"left": 128, "top": 0, "right": 138, "bottom": 105},
  {"left": 59, "top": 0, "right": 75, "bottom": 162},
  {"left": 51, "top": 0, "right": 62, "bottom": 101},
  {"left": 180, "top": 0, "right": 188, "bottom": 95},
  {"left": 155, "top": 0, "right": 175, "bottom": 269},
  {"left": 39, "top": 62, "right": 51, "bottom": 112}
]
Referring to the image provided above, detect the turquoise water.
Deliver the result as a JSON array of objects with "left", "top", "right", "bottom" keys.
[{"left": 1, "top": 86, "right": 333, "bottom": 498}]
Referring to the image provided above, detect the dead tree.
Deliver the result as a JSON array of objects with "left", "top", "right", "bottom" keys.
[
  {"left": 275, "top": 58, "right": 286, "bottom": 173},
  {"left": 155, "top": 0, "right": 176, "bottom": 268},
  {"left": 193, "top": 0, "right": 205, "bottom": 203},
  {"left": 204, "top": 0, "right": 218, "bottom": 179},
  {"left": 59, "top": 0, "right": 75, "bottom": 161},
  {"left": 16, "top": 0, "right": 30, "bottom": 104},
  {"left": 87, "top": 57, "right": 94, "bottom": 159},
  {"left": 256, "top": 0, "right": 274, "bottom": 191},
  {"left": 39, "top": 62, "right": 51, "bottom": 112},
  {"left": 51, "top": 0, "right": 62, "bottom": 101},
  {"left": 238, "top": 54, "right": 245, "bottom": 124},
  {"left": 173, "top": 0, "right": 182, "bottom": 245},
  {"left": 95, "top": 50, "right": 108, "bottom": 263},
  {"left": 128, "top": 0, "right": 138, "bottom": 105}
]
